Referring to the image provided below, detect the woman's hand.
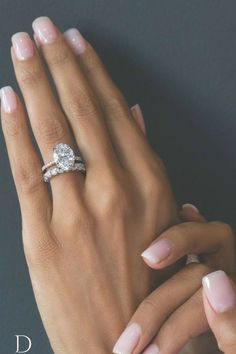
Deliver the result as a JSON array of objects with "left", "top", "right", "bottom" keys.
[
  {"left": 113, "top": 205, "right": 235, "bottom": 354},
  {"left": 1, "top": 17, "right": 179, "bottom": 353},
  {"left": 202, "top": 270, "right": 236, "bottom": 354}
]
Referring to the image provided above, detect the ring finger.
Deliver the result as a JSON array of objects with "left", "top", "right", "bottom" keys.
[{"left": 11, "top": 32, "right": 84, "bottom": 206}]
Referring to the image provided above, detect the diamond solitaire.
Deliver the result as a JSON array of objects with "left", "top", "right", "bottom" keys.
[
  {"left": 42, "top": 143, "right": 86, "bottom": 182},
  {"left": 53, "top": 143, "right": 75, "bottom": 171}
]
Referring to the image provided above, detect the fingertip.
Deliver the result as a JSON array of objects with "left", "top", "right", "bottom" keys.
[
  {"left": 0, "top": 86, "right": 18, "bottom": 114},
  {"left": 182, "top": 203, "right": 199, "bottom": 213}
]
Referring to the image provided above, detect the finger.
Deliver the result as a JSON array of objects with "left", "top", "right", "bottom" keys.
[
  {"left": 0, "top": 86, "right": 51, "bottom": 233},
  {"left": 130, "top": 104, "right": 146, "bottom": 135},
  {"left": 11, "top": 31, "right": 83, "bottom": 203},
  {"left": 147, "top": 288, "right": 210, "bottom": 354},
  {"left": 180, "top": 203, "right": 206, "bottom": 223},
  {"left": 113, "top": 263, "right": 208, "bottom": 354},
  {"left": 63, "top": 28, "right": 165, "bottom": 180},
  {"left": 203, "top": 270, "right": 236, "bottom": 354},
  {"left": 32, "top": 17, "right": 117, "bottom": 173},
  {"left": 141, "top": 221, "right": 235, "bottom": 270}
]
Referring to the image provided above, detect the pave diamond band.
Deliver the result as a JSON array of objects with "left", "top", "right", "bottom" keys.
[
  {"left": 43, "top": 162, "right": 86, "bottom": 182},
  {"left": 42, "top": 143, "right": 86, "bottom": 182}
]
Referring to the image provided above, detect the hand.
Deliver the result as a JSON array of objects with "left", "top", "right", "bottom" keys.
[
  {"left": 202, "top": 270, "right": 236, "bottom": 354},
  {"left": 113, "top": 204, "right": 235, "bottom": 354},
  {"left": 1, "top": 17, "right": 179, "bottom": 353}
]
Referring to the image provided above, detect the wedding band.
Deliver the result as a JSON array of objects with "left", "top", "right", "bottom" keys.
[
  {"left": 42, "top": 143, "right": 86, "bottom": 182},
  {"left": 186, "top": 254, "right": 200, "bottom": 265}
]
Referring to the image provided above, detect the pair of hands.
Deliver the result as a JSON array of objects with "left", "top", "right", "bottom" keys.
[{"left": 0, "top": 16, "right": 235, "bottom": 354}]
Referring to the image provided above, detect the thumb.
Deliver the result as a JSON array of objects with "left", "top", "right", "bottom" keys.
[{"left": 202, "top": 270, "right": 236, "bottom": 354}]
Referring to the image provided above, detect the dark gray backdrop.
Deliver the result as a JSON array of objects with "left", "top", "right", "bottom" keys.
[{"left": 0, "top": 1, "right": 235, "bottom": 353}]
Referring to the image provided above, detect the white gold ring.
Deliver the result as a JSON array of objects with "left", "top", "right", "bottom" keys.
[
  {"left": 186, "top": 254, "right": 200, "bottom": 265},
  {"left": 42, "top": 143, "right": 86, "bottom": 182}
]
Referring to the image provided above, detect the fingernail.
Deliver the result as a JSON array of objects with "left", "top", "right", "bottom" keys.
[
  {"left": 131, "top": 104, "right": 146, "bottom": 134},
  {"left": 182, "top": 203, "right": 199, "bottom": 213},
  {"left": 11, "top": 32, "right": 34, "bottom": 61},
  {"left": 113, "top": 323, "right": 141, "bottom": 354},
  {"left": 0, "top": 86, "right": 18, "bottom": 113},
  {"left": 32, "top": 16, "right": 58, "bottom": 44},
  {"left": 141, "top": 239, "right": 173, "bottom": 264},
  {"left": 202, "top": 270, "right": 236, "bottom": 313},
  {"left": 143, "top": 344, "right": 160, "bottom": 354},
  {"left": 64, "top": 28, "right": 86, "bottom": 55}
]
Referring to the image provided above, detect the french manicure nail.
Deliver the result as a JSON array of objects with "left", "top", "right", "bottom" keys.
[
  {"left": 131, "top": 104, "right": 146, "bottom": 133},
  {"left": 64, "top": 28, "right": 86, "bottom": 55},
  {"left": 182, "top": 203, "right": 199, "bottom": 213},
  {"left": 113, "top": 323, "right": 141, "bottom": 354},
  {"left": 143, "top": 344, "right": 160, "bottom": 354},
  {"left": 141, "top": 239, "right": 173, "bottom": 264},
  {"left": 0, "top": 86, "right": 18, "bottom": 113},
  {"left": 202, "top": 270, "right": 236, "bottom": 313},
  {"left": 11, "top": 32, "right": 34, "bottom": 61},
  {"left": 32, "top": 16, "right": 58, "bottom": 44}
]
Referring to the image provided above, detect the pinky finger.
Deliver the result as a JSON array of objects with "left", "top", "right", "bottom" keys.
[
  {"left": 130, "top": 104, "right": 146, "bottom": 134},
  {"left": 1, "top": 86, "right": 51, "bottom": 224}
]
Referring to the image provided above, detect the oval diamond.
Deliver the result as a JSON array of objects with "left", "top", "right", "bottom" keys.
[{"left": 53, "top": 143, "right": 75, "bottom": 171}]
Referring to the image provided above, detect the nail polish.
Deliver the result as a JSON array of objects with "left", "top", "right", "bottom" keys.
[
  {"left": 64, "top": 28, "right": 86, "bottom": 55},
  {"left": 32, "top": 16, "right": 58, "bottom": 44},
  {"left": 182, "top": 203, "right": 199, "bottom": 213},
  {"left": 113, "top": 323, "right": 141, "bottom": 354},
  {"left": 0, "top": 86, "right": 18, "bottom": 113},
  {"left": 143, "top": 344, "right": 160, "bottom": 354},
  {"left": 11, "top": 32, "right": 34, "bottom": 61},
  {"left": 202, "top": 270, "right": 236, "bottom": 313},
  {"left": 141, "top": 239, "right": 173, "bottom": 264},
  {"left": 131, "top": 104, "right": 146, "bottom": 133}
]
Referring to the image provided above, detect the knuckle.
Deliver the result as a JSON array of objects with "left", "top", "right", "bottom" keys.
[
  {"left": 36, "top": 112, "right": 66, "bottom": 146},
  {"left": 144, "top": 175, "right": 166, "bottom": 200},
  {"left": 220, "top": 222, "right": 235, "bottom": 245},
  {"left": 140, "top": 297, "right": 159, "bottom": 313},
  {"left": 66, "top": 91, "right": 98, "bottom": 121},
  {"left": 18, "top": 65, "right": 43, "bottom": 88},
  {"left": 47, "top": 44, "right": 71, "bottom": 68},
  {"left": 23, "top": 231, "right": 59, "bottom": 267},
  {"left": 103, "top": 95, "right": 127, "bottom": 119},
  {"left": 95, "top": 183, "right": 129, "bottom": 218},
  {"left": 211, "top": 222, "right": 235, "bottom": 247},
  {"left": 14, "top": 160, "right": 42, "bottom": 193}
]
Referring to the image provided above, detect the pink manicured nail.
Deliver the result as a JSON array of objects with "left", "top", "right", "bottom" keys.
[
  {"left": 64, "top": 28, "right": 86, "bottom": 55},
  {"left": 11, "top": 32, "right": 34, "bottom": 61},
  {"left": 113, "top": 323, "right": 141, "bottom": 354},
  {"left": 32, "top": 16, "right": 58, "bottom": 44},
  {"left": 0, "top": 86, "right": 18, "bottom": 113},
  {"left": 131, "top": 104, "right": 146, "bottom": 133},
  {"left": 202, "top": 270, "right": 236, "bottom": 313},
  {"left": 141, "top": 239, "right": 173, "bottom": 264},
  {"left": 143, "top": 344, "right": 160, "bottom": 354},
  {"left": 182, "top": 203, "right": 199, "bottom": 213}
]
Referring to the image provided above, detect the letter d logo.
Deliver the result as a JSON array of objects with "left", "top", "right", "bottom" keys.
[{"left": 15, "top": 335, "right": 32, "bottom": 353}]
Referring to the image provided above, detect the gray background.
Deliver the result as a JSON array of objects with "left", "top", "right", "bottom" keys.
[{"left": 0, "top": 0, "right": 235, "bottom": 352}]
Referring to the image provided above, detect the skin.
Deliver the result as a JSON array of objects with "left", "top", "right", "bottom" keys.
[
  {"left": 124, "top": 206, "right": 235, "bottom": 354},
  {"left": 203, "top": 279, "right": 236, "bottom": 354},
  {"left": 1, "top": 16, "right": 235, "bottom": 353},
  {"left": 1, "top": 18, "right": 178, "bottom": 354}
]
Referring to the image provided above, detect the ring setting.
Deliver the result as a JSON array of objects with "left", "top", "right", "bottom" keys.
[{"left": 42, "top": 143, "right": 86, "bottom": 182}]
